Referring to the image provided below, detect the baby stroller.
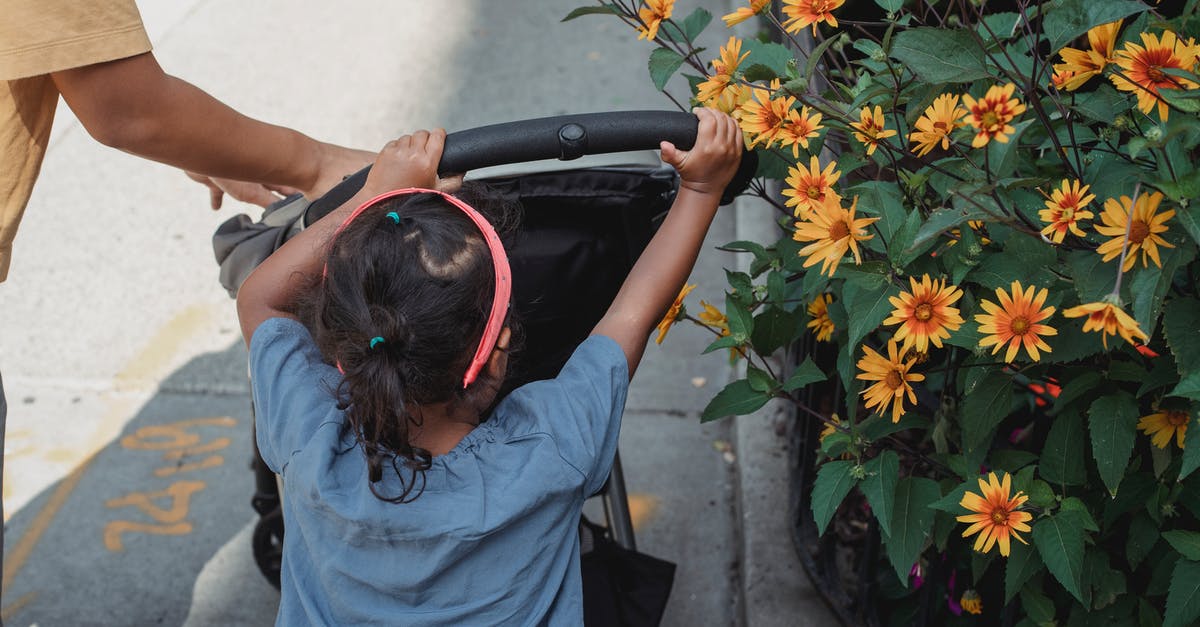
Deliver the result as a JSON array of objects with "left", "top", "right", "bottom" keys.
[{"left": 212, "top": 111, "right": 754, "bottom": 619}]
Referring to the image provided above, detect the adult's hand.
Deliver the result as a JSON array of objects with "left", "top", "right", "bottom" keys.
[
  {"left": 303, "top": 144, "right": 377, "bottom": 200},
  {"left": 185, "top": 172, "right": 300, "bottom": 210}
]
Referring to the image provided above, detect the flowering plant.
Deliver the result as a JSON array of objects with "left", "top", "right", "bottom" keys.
[{"left": 570, "top": 0, "right": 1200, "bottom": 623}]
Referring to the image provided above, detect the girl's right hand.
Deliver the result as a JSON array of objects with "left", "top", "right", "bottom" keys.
[
  {"left": 659, "top": 108, "right": 743, "bottom": 197},
  {"left": 362, "top": 129, "right": 449, "bottom": 196}
]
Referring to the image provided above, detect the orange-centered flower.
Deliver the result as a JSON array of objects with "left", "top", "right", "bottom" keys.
[
  {"left": 818, "top": 413, "right": 842, "bottom": 444},
  {"left": 856, "top": 339, "right": 924, "bottom": 423},
  {"left": 910, "top": 93, "right": 966, "bottom": 157},
  {"left": 1053, "top": 20, "right": 1122, "bottom": 91},
  {"left": 849, "top": 105, "right": 897, "bottom": 156},
  {"left": 655, "top": 283, "right": 696, "bottom": 344},
  {"left": 1061, "top": 300, "right": 1149, "bottom": 349},
  {"left": 636, "top": 0, "right": 675, "bottom": 41},
  {"left": 739, "top": 81, "right": 796, "bottom": 149},
  {"left": 975, "top": 281, "right": 1057, "bottom": 363},
  {"left": 1095, "top": 190, "right": 1175, "bottom": 272},
  {"left": 807, "top": 293, "right": 836, "bottom": 342},
  {"left": 792, "top": 196, "right": 879, "bottom": 277},
  {"left": 697, "top": 37, "right": 751, "bottom": 107},
  {"left": 961, "top": 83, "right": 1026, "bottom": 148},
  {"left": 723, "top": 0, "right": 770, "bottom": 27},
  {"left": 777, "top": 105, "right": 825, "bottom": 157},
  {"left": 957, "top": 472, "right": 1032, "bottom": 557},
  {"left": 883, "top": 274, "right": 965, "bottom": 353},
  {"left": 1138, "top": 408, "right": 1190, "bottom": 449},
  {"left": 1111, "top": 30, "right": 1200, "bottom": 120},
  {"left": 1050, "top": 67, "right": 1078, "bottom": 90},
  {"left": 783, "top": 155, "right": 842, "bottom": 218},
  {"left": 781, "top": 0, "right": 845, "bottom": 35},
  {"left": 1039, "top": 179, "right": 1096, "bottom": 243}
]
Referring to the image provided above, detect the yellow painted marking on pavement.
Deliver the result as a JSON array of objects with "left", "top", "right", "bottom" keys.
[
  {"left": 162, "top": 437, "right": 232, "bottom": 459},
  {"left": 0, "top": 590, "right": 37, "bottom": 622},
  {"left": 154, "top": 455, "right": 223, "bottom": 477},
  {"left": 120, "top": 417, "right": 237, "bottom": 450},
  {"left": 104, "top": 480, "right": 207, "bottom": 551},
  {"left": 1, "top": 305, "right": 220, "bottom": 593},
  {"left": 627, "top": 493, "right": 661, "bottom": 531}
]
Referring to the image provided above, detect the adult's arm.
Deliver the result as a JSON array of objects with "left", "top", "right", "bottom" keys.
[
  {"left": 51, "top": 52, "right": 373, "bottom": 200},
  {"left": 591, "top": 108, "right": 742, "bottom": 378}
]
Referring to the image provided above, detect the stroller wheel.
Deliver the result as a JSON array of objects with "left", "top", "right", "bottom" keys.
[{"left": 252, "top": 507, "right": 284, "bottom": 589}]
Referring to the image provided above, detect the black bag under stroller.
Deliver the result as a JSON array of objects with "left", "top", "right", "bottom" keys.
[{"left": 211, "top": 111, "right": 754, "bottom": 625}]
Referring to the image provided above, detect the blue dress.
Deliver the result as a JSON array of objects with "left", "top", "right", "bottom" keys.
[{"left": 250, "top": 318, "right": 629, "bottom": 626}]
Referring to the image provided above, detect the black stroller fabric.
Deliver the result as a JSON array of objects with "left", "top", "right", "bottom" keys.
[{"left": 581, "top": 516, "right": 677, "bottom": 627}]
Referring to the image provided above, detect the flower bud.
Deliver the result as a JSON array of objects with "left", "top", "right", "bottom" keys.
[{"left": 1145, "top": 126, "right": 1164, "bottom": 142}]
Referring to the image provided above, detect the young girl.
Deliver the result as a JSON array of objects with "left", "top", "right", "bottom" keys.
[{"left": 237, "top": 108, "right": 742, "bottom": 625}]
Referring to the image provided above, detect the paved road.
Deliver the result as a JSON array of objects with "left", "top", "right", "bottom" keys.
[{"left": 1, "top": 1, "right": 754, "bottom": 625}]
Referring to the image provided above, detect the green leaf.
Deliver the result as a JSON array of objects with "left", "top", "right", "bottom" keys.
[
  {"left": 990, "top": 449, "right": 1039, "bottom": 473},
  {"left": 1164, "top": 559, "right": 1200, "bottom": 627},
  {"left": 1054, "top": 371, "right": 1103, "bottom": 413},
  {"left": 1033, "top": 511, "right": 1089, "bottom": 604},
  {"left": 1164, "top": 298, "right": 1200, "bottom": 376},
  {"left": 1059, "top": 497, "right": 1099, "bottom": 532},
  {"left": 1172, "top": 372, "right": 1200, "bottom": 402},
  {"left": 1029, "top": 480, "right": 1057, "bottom": 510},
  {"left": 702, "top": 334, "right": 742, "bottom": 355},
  {"left": 1174, "top": 203, "right": 1200, "bottom": 248},
  {"left": 1042, "top": 410, "right": 1087, "bottom": 486},
  {"left": 843, "top": 280, "right": 902, "bottom": 357},
  {"left": 862, "top": 413, "right": 929, "bottom": 441},
  {"left": 874, "top": 0, "right": 903, "bottom": 11},
  {"left": 747, "top": 365, "right": 777, "bottom": 393},
  {"left": 929, "top": 479, "right": 971, "bottom": 513},
  {"left": 1126, "top": 512, "right": 1160, "bottom": 569},
  {"left": 885, "top": 477, "right": 940, "bottom": 582},
  {"left": 1072, "top": 84, "right": 1130, "bottom": 123},
  {"left": 648, "top": 48, "right": 686, "bottom": 91},
  {"left": 751, "top": 306, "right": 802, "bottom": 357},
  {"left": 889, "top": 28, "right": 989, "bottom": 84},
  {"left": 1022, "top": 586, "right": 1057, "bottom": 623},
  {"left": 834, "top": 260, "right": 891, "bottom": 291},
  {"left": 1088, "top": 392, "right": 1140, "bottom": 496},
  {"left": 906, "top": 205, "right": 994, "bottom": 262},
  {"left": 561, "top": 4, "right": 620, "bottom": 21},
  {"left": 726, "top": 296, "right": 754, "bottom": 340},
  {"left": 1182, "top": 413, "right": 1200, "bottom": 481},
  {"left": 1132, "top": 245, "right": 1196, "bottom": 339},
  {"left": 741, "top": 39, "right": 793, "bottom": 80},
  {"left": 861, "top": 451, "right": 900, "bottom": 538},
  {"left": 846, "top": 181, "right": 907, "bottom": 244},
  {"left": 961, "top": 371, "right": 1015, "bottom": 452},
  {"left": 1163, "top": 530, "right": 1200, "bottom": 561},
  {"left": 783, "top": 357, "right": 827, "bottom": 392},
  {"left": 811, "top": 460, "right": 859, "bottom": 536},
  {"left": 675, "top": 7, "right": 711, "bottom": 42},
  {"left": 1066, "top": 250, "right": 1120, "bottom": 303},
  {"left": 1006, "top": 541, "right": 1045, "bottom": 603},
  {"left": 1041, "top": 0, "right": 1148, "bottom": 53},
  {"left": 700, "top": 379, "right": 771, "bottom": 422}
]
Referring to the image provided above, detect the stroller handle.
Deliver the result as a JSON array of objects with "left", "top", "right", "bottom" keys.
[{"left": 305, "top": 111, "right": 757, "bottom": 223}]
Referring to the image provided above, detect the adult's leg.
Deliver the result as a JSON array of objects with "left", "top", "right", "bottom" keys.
[{"left": 1, "top": 366, "right": 6, "bottom": 596}]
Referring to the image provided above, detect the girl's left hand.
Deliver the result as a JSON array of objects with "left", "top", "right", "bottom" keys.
[{"left": 362, "top": 129, "right": 456, "bottom": 195}]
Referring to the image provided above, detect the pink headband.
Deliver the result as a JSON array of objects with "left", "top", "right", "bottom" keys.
[{"left": 326, "top": 188, "right": 512, "bottom": 388}]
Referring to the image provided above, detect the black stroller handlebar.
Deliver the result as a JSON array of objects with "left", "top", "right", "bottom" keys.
[{"left": 306, "top": 111, "right": 758, "bottom": 222}]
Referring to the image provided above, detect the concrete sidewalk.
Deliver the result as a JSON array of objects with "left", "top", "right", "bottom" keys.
[{"left": 0, "top": 1, "right": 835, "bottom": 625}]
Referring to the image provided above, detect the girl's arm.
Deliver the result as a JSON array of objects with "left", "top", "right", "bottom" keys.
[
  {"left": 592, "top": 108, "right": 742, "bottom": 378},
  {"left": 236, "top": 129, "right": 450, "bottom": 346}
]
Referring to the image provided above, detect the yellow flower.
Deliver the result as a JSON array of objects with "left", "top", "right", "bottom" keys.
[
  {"left": 882, "top": 274, "right": 965, "bottom": 354},
  {"left": 781, "top": 0, "right": 845, "bottom": 35},
  {"left": 960, "top": 590, "right": 983, "bottom": 615},
  {"left": 975, "top": 281, "right": 1057, "bottom": 363},
  {"left": 1138, "top": 408, "right": 1190, "bottom": 449},
  {"left": 697, "top": 37, "right": 751, "bottom": 106},
  {"left": 1111, "top": 30, "right": 1200, "bottom": 120},
  {"left": 818, "top": 413, "right": 841, "bottom": 444},
  {"left": 1053, "top": 19, "right": 1122, "bottom": 91},
  {"left": 956, "top": 472, "right": 1033, "bottom": 557},
  {"left": 723, "top": 0, "right": 770, "bottom": 27},
  {"left": 777, "top": 106, "right": 824, "bottom": 158},
  {"left": 792, "top": 196, "right": 879, "bottom": 277},
  {"left": 849, "top": 105, "right": 897, "bottom": 156},
  {"left": 698, "top": 300, "right": 745, "bottom": 362},
  {"left": 636, "top": 0, "right": 675, "bottom": 41},
  {"left": 655, "top": 283, "right": 696, "bottom": 344},
  {"left": 738, "top": 80, "right": 796, "bottom": 149},
  {"left": 783, "top": 155, "right": 842, "bottom": 218},
  {"left": 910, "top": 93, "right": 966, "bottom": 157},
  {"left": 961, "top": 83, "right": 1026, "bottom": 148},
  {"left": 1061, "top": 300, "right": 1149, "bottom": 349},
  {"left": 856, "top": 339, "right": 924, "bottom": 423},
  {"left": 1038, "top": 179, "right": 1096, "bottom": 243},
  {"left": 1094, "top": 190, "right": 1175, "bottom": 272},
  {"left": 1050, "top": 67, "right": 1078, "bottom": 90},
  {"left": 807, "top": 293, "right": 836, "bottom": 342}
]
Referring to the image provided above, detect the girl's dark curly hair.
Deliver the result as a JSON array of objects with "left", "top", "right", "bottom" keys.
[{"left": 301, "top": 182, "right": 520, "bottom": 503}]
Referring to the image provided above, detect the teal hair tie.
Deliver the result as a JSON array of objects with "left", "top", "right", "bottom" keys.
[
  {"left": 369, "top": 336, "right": 385, "bottom": 349},
  {"left": 386, "top": 211, "right": 401, "bottom": 224}
]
